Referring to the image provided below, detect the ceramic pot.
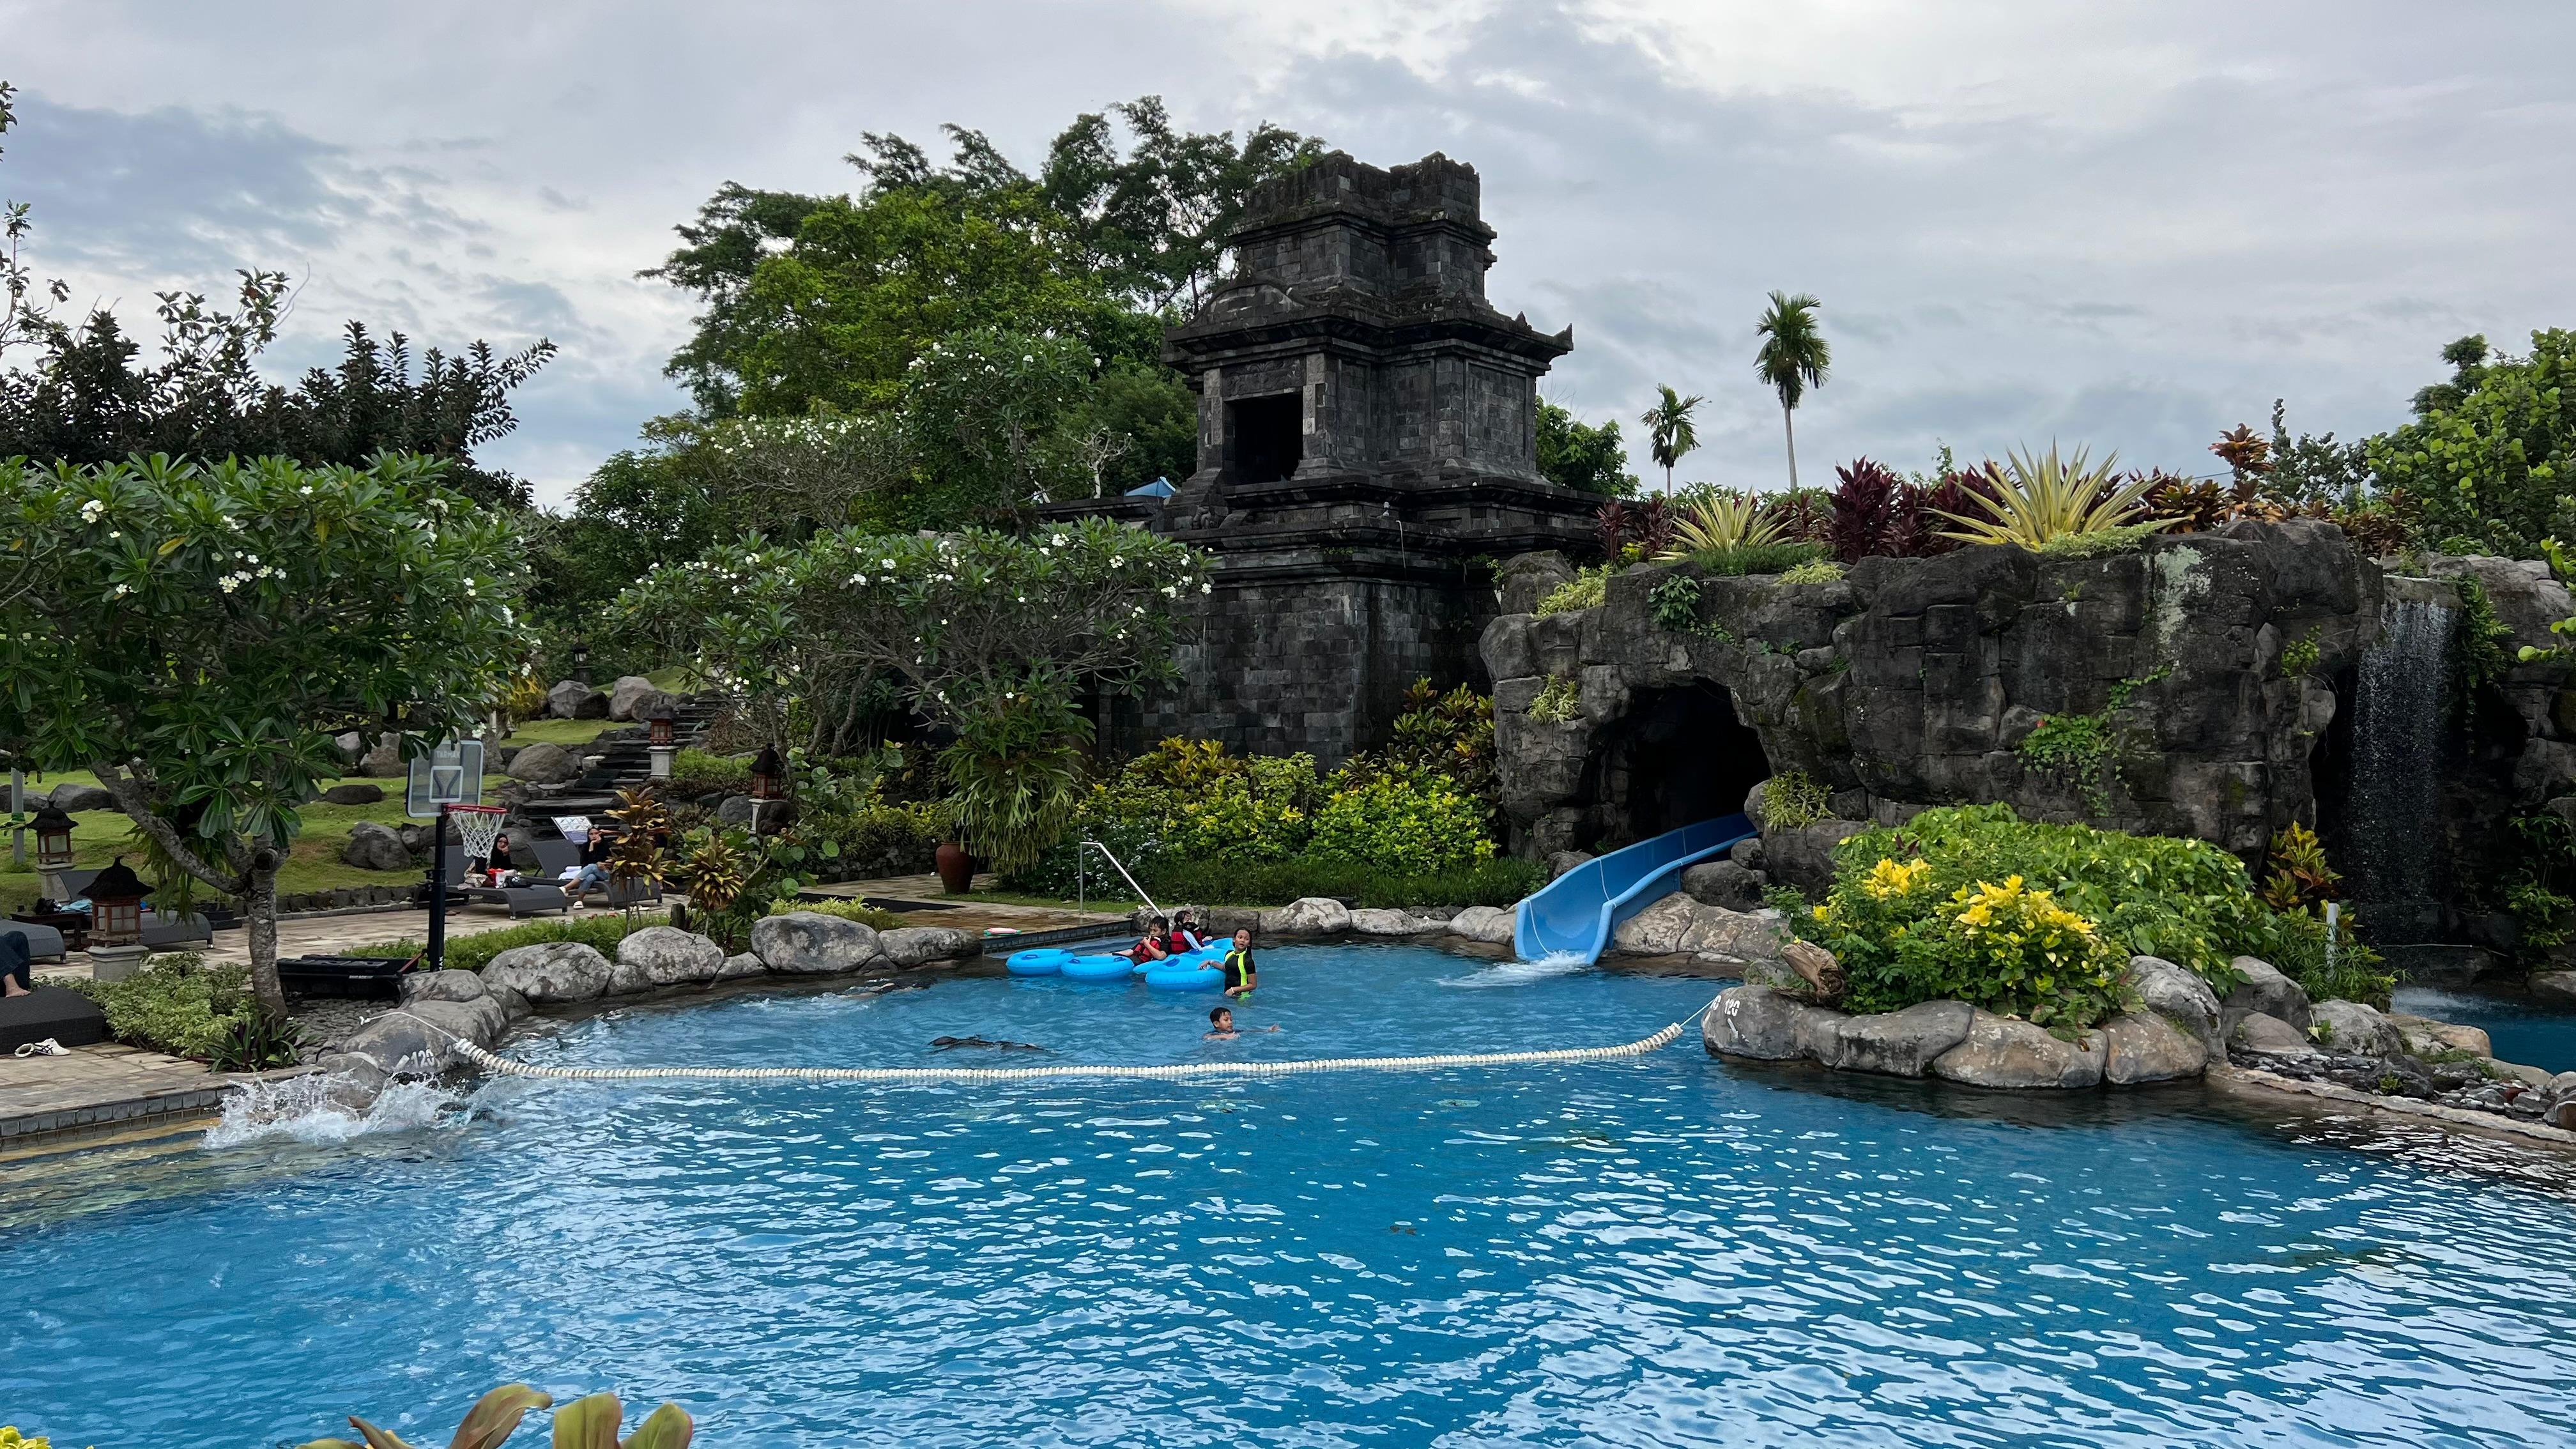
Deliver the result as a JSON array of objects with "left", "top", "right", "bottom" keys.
[{"left": 934, "top": 841, "right": 974, "bottom": 893}]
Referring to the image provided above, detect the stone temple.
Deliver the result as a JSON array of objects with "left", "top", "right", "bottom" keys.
[{"left": 1050, "top": 150, "right": 1597, "bottom": 765}]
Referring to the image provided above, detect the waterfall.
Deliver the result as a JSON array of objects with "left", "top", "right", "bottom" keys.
[{"left": 2343, "top": 594, "right": 2453, "bottom": 908}]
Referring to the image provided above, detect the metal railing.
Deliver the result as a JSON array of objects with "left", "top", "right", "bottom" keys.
[{"left": 1077, "top": 839, "right": 1159, "bottom": 917}]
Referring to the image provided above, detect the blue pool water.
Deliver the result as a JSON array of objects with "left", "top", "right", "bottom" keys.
[
  {"left": 2393, "top": 983, "right": 2576, "bottom": 1074},
  {"left": 10, "top": 942, "right": 2576, "bottom": 1446}
]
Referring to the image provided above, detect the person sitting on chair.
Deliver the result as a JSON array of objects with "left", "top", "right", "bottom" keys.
[{"left": 1, "top": 928, "right": 33, "bottom": 998}]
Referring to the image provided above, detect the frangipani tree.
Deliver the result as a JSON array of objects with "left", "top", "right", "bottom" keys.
[
  {"left": 620, "top": 518, "right": 1211, "bottom": 869},
  {"left": 0, "top": 453, "right": 528, "bottom": 1014}
]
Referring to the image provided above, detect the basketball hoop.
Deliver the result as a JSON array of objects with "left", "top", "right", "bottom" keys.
[{"left": 450, "top": 803, "right": 509, "bottom": 864}]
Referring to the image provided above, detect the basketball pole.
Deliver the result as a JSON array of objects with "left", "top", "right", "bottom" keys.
[{"left": 428, "top": 801, "right": 450, "bottom": 973}]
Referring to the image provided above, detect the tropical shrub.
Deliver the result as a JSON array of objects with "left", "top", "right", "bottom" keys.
[
  {"left": 1790, "top": 805, "right": 2363, "bottom": 1030},
  {"left": 1826, "top": 458, "right": 1968, "bottom": 562},
  {"left": 1663, "top": 489, "right": 1782, "bottom": 558},
  {"left": 1527, "top": 675, "right": 1581, "bottom": 724},
  {"left": 350, "top": 912, "right": 666, "bottom": 974},
  {"left": 298, "top": 1384, "right": 691, "bottom": 1449},
  {"left": 1691, "top": 540, "right": 1828, "bottom": 576},
  {"left": 1758, "top": 770, "right": 1830, "bottom": 829},
  {"left": 1308, "top": 769, "right": 1496, "bottom": 876},
  {"left": 1936, "top": 445, "right": 2169, "bottom": 551},
  {"left": 1649, "top": 573, "right": 1703, "bottom": 631},
  {"left": 1536, "top": 564, "right": 1611, "bottom": 616},
  {"left": 1777, "top": 557, "right": 1844, "bottom": 584},
  {"left": 68, "top": 954, "right": 292, "bottom": 1063},
  {"left": 1376, "top": 678, "right": 1498, "bottom": 824},
  {"left": 668, "top": 747, "right": 753, "bottom": 797},
  {"left": 1593, "top": 498, "right": 1675, "bottom": 562},
  {"left": 1148, "top": 854, "right": 1544, "bottom": 909},
  {"left": 767, "top": 896, "right": 904, "bottom": 929},
  {"left": 1006, "top": 739, "right": 1496, "bottom": 900}
]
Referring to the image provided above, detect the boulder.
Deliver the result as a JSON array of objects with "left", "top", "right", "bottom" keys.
[
  {"left": 320, "top": 781, "right": 385, "bottom": 806},
  {"left": 507, "top": 742, "right": 582, "bottom": 785},
  {"left": 2128, "top": 955, "right": 2224, "bottom": 1055},
  {"left": 397, "top": 969, "right": 488, "bottom": 1004},
  {"left": 1814, "top": 1000, "right": 1975, "bottom": 1077},
  {"left": 716, "top": 952, "right": 768, "bottom": 981},
  {"left": 338, "top": 995, "right": 507, "bottom": 1074},
  {"left": 2310, "top": 999, "right": 2402, "bottom": 1058},
  {"left": 611, "top": 926, "right": 727, "bottom": 992},
  {"left": 1264, "top": 897, "right": 1354, "bottom": 937},
  {"left": 1703, "top": 985, "right": 1843, "bottom": 1061},
  {"left": 1446, "top": 905, "right": 1517, "bottom": 946},
  {"left": 2388, "top": 1013, "right": 2494, "bottom": 1057},
  {"left": 1545, "top": 850, "right": 1596, "bottom": 881},
  {"left": 750, "top": 912, "right": 882, "bottom": 975},
  {"left": 878, "top": 925, "right": 979, "bottom": 969},
  {"left": 1496, "top": 550, "right": 1577, "bottom": 616},
  {"left": 1609, "top": 894, "right": 1787, "bottom": 965},
  {"left": 480, "top": 941, "right": 614, "bottom": 1004},
  {"left": 2223, "top": 956, "right": 2312, "bottom": 1032},
  {"left": 1682, "top": 860, "right": 1767, "bottom": 911},
  {"left": 2230, "top": 1011, "right": 2322, "bottom": 1059},
  {"left": 1349, "top": 908, "right": 1438, "bottom": 936},
  {"left": 2485, "top": 1057, "right": 2556, "bottom": 1091},
  {"left": 607, "top": 675, "right": 675, "bottom": 721},
  {"left": 486, "top": 984, "right": 532, "bottom": 1022},
  {"left": 1931, "top": 1011, "right": 2107, "bottom": 1089},
  {"left": 1761, "top": 820, "right": 1868, "bottom": 897},
  {"left": 2547, "top": 1070, "right": 2576, "bottom": 1104},
  {"left": 332, "top": 731, "right": 367, "bottom": 765},
  {"left": 2531, "top": 971, "right": 2576, "bottom": 1009},
  {"left": 358, "top": 733, "right": 406, "bottom": 778},
  {"left": 548, "top": 680, "right": 609, "bottom": 719},
  {"left": 2102, "top": 1011, "right": 2210, "bottom": 1083},
  {"left": 46, "top": 782, "right": 114, "bottom": 813},
  {"left": 341, "top": 820, "right": 415, "bottom": 872}
]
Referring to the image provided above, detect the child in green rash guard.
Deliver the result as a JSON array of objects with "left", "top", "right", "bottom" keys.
[{"left": 1220, "top": 928, "right": 1257, "bottom": 1000}]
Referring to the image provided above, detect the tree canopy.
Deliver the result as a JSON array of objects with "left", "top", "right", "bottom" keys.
[
  {"left": 1536, "top": 401, "right": 1637, "bottom": 496},
  {"left": 0, "top": 454, "right": 528, "bottom": 1012},
  {"left": 2371, "top": 330, "right": 2576, "bottom": 556},
  {"left": 0, "top": 82, "right": 555, "bottom": 505}
]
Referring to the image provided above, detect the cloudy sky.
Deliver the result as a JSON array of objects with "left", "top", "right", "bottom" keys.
[{"left": 3, "top": 1, "right": 2568, "bottom": 507}]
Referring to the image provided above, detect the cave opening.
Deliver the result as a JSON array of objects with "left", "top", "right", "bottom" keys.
[{"left": 1597, "top": 682, "right": 1773, "bottom": 845}]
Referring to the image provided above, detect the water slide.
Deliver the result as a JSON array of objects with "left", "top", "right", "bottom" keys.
[{"left": 1511, "top": 814, "right": 1758, "bottom": 964}]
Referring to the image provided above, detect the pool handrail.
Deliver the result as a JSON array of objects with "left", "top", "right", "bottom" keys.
[{"left": 1511, "top": 814, "right": 1756, "bottom": 964}]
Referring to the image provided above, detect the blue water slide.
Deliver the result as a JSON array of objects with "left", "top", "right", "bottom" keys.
[{"left": 1511, "top": 813, "right": 1757, "bottom": 964}]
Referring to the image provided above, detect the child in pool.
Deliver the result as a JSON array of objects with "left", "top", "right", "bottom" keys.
[
  {"left": 1126, "top": 916, "right": 1171, "bottom": 963},
  {"left": 1205, "top": 1006, "right": 1276, "bottom": 1039},
  {"left": 1220, "top": 928, "right": 1257, "bottom": 1000}
]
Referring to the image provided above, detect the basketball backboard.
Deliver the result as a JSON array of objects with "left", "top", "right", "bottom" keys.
[{"left": 405, "top": 739, "right": 487, "bottom": 818}]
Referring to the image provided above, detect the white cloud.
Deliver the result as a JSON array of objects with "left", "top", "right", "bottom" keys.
[{"left": 2, "top": 0, "right": 2569, "bottom": 503}]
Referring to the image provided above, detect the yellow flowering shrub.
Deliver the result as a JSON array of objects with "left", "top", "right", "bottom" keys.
[{"left": 1861, "top": 857, "right": 1931, "bottom": 900}]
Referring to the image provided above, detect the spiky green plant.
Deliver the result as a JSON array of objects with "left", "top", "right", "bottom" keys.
[
  {"left": 1663, "top": 491, "right": 1785, "bottom": 558},
  {"left": 1935, "top": 445, "right": 2169, "bottom": 549},
  {"left": 298, "top": 1384, "right": 693, "bottom": 1449}
]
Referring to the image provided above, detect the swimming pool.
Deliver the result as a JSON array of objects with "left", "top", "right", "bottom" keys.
[
  {"left": 2393, "top": 982, "right": 2576, "bottom": 1073},
  {"left": 8, "top": 942, "right": 2576, "bottom": 1446}
]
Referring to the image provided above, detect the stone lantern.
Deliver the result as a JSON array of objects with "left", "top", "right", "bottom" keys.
[
  {"left": 646, "top": 707, "right": 677, "bottom": 779},
  {"left": 750, "top": 746, "right": 782, "bottom": 802},
  {"left": 570, "top": 638, "right": 592, "bottom": 687},
  {"left": 31, "top": 802, "right": 75, "bottom": 903},
  {"left": 85, "top": 855, "right": 151, "bottom": 983}
]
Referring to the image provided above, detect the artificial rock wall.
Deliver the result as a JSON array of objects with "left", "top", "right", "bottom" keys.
[{"left": 1483, "top": 521, "right": 2383, "bottom": 864}]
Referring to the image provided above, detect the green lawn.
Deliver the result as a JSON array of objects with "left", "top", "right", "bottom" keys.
[
  {"left": 0, "top": 779, "right": 431, "bottom": 914},
  {"left": 500, "top": 717, "right": 618, "bottom": 749}
]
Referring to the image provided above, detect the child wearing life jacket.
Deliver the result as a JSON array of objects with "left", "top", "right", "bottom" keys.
[
  {"left": 1127, "top": 916, "right": 1171, "bottom": 963},
  {"left": 1220, "top": 927, "right": 1257, "bottom": 1000}
]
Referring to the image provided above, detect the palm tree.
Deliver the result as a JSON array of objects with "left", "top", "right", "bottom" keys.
[
  {"left": 1639, "top": 385, "right": 1705, "bottom": 494},
  {"left": 1753, "top": 290, "right": 1832, "bottom": 490}
]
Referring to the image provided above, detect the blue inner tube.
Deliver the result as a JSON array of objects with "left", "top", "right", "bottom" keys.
[
  {"left": 1060, "top": 954, "right": 1133, "bottom": 982},
  {"left": 1005, "top": 949, "right": 1070, "bottom": 977},
  {"left": 1144, "top": 963, "right": 1224, "bottom": 992}
]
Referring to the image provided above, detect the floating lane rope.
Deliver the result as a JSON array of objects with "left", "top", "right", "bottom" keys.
[{"left": 440, "top": 999, "right": 1715, "bottom": 1086}]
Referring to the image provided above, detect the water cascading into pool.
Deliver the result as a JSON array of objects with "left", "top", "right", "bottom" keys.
[{"left": 2343, "top": 592, "right": 2454, "bottom": 909}]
